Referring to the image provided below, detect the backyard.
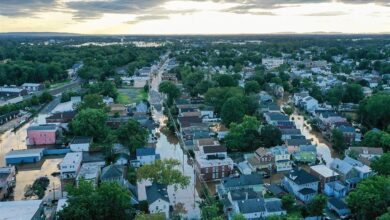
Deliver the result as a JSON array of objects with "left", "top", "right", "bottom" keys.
[{"left": 117, "top": 88, "right": 148, "bottom": 104}]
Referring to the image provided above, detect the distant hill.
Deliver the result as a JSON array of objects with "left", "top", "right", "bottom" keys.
[{"left": 0, "top": 32, "right": 82, "bottom": 37}]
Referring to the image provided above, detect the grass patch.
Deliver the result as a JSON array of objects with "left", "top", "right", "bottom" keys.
[
  {"left": 50, "top": 79, "right": 71, "bottom": 89},
  {"left": 117, "top": 88, "right": 148, "bottom": 104}
]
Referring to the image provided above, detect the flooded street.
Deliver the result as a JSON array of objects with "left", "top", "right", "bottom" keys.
[
  {"left": 0, "top": 122, "right": 30, "bottom": 166},
  {"left": 291, "top": 113, "right": 334, "bottom": 165}
]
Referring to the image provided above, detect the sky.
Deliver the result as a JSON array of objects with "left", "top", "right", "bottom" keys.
[{"left": 0, "top": 0, "right": 390, "bottom": 35}]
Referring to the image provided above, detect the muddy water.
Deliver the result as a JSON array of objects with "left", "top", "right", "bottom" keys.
[{"left": 291, "top": 113, "right": 333, "bottom": 165}]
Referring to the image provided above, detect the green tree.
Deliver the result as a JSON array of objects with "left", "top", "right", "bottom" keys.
[
  {"left": 260, "top": 125, "right": 282, "bottom": 148},
  {"left": 58, "top": 180, "right": 133, "bottom": 220},
  {"left": 79, "top": 94, "right": 106, "bottom": 110},
  {"left": 307, "top": 194, "right": 327, "bottom": 216},
  {"left": 221, "top": 96, "right": 245, "bottom": 126},
  {"left": 70, "top": 108, "right": 109, "bottom": 142},
  {"left": 39, "top": 91, "right": 53, "bottom": 104},
  {"left": 342, "top": 83, "right": 364, "bottom": 103},
  {"left": 362, "top": 130, "right": 390, "bottom": 151},
  {"left": 244, "top": 80, "right": 261, "bottom": 94},
  {"left": 232, "top": 213, "right": 246, "bottom": 220},
  {"left": 331, "top": 129, "right": 346, "bottom": 153},
  {"left": 347, "top": 176, "right": 390, "bottom": 220},
  {"left": 371, "top": 152, "right": 390, "bottom": 176},
  {"left": 116, "top": 119, "right": 148, "bottom": 153},
  {"left": 359, "top": 93, "right": 390, "bottom": 129},
  {"left": 214, "top": 74, "right": 237, "bottom": 87},
  {"left": 377, "top": 209, "right": 390, "bottom": 220},
  {"left": 281, "top": 194, "right": 295, "bottom": 212},
  {"left": 159, "top": 81, "right": 180, "bottom": 106},
  {"left": 224, "top": 115, "right": 261, "bottom": 151},
  {"left": 137, "top": 159, "right": 190, "bottom": 189}
]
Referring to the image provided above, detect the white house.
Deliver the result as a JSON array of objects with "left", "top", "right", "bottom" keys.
[
  {"left": 76, "top": 162, "right": 104, "bottom": 188},
  {"left": 21, "top": 83, "right": 44, "bottom": 93},
  {"left": 262, "top": 58, "right": 284, "bottom": 69},
  {"left": 60, "top": 152, "right": 82, "bottom": 179},
  {"left": 282, "top": 169, "right": 319, "bottom": 203},
  {"left": 270, "top": 146, "right": 292, "bottom": 172},
  {"left": 135, "top": 148, "right": 160, "bottom": 167},
  {"left": 69, "top": 137, "right": 92, "bottom": 152},
  {"left": 301, "top": 96, "right": 318, "bottom": 113},
  {"left": 146, "top": 183, "right": 170, "bottom": 219},
  {"left": 236, "top": 198, "right": 286, "bottom": 219}
]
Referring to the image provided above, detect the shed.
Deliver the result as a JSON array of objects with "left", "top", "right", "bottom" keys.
[{"left": 5, "top": 148, "right": 44, "bottom": 165}]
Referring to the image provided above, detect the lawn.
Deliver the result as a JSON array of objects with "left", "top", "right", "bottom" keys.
[
  {"left": 117, "top": 88, "right": 148, "bottom": 104},
  {"left": 50, "top": 79, "right": 71, "bottom": 89}
]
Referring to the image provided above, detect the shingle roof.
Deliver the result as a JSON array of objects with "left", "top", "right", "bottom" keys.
[
  {"left": 298, "top": 188, "right": 316, "bottom": 195},
  {"left": 27, "top": 124, "right": 57, "bottom": 131},
  {"left": 222, "top": 173, "right": 263, "bottom": 188},
  {"left": 203, "top": 145, "right": 227, "bottom": 154},
  {"left": 146, "top": 183, "right": 169, "bottom": 204},
  {"left": 71, "top": 136, "right": 92, "bottom": 144},
  {"left": 238, "top": 198, "right": 266, "bottom": 214},
  {"left": 101, "top": 164, "right": 124, "bottom": 180},
  {"left": 286, "top": 139, "right": 311, "bottom": 146},
  {"left": 330, "top": 158, "right": 354, "bottom": 175},
  {"left": 229, "top": 188, "right": 261, "bottom": 201},
  {"left": 285, "top": 169, "right": 319, "bottom": 185},
  {"left": 328, "top": 197, "right": 349, "bottom": 210},
  {"left": 265, "top": 199, "right": 284, "bottom": 213},
  {"left": 136, "top": 148, "right": 156, "bottom": 156}
]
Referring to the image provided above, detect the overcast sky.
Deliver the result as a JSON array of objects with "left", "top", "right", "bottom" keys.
[{"left": 0, "top": 0, "right": 389, "bottom": 34}]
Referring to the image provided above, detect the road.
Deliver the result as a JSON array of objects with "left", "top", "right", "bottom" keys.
[{"left": 145, "top": 54, "right": 201, "bottom": 218}]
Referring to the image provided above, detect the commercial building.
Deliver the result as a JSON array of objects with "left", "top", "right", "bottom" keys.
[{"left": 5, "top": 148, "right": 44, "bottom": 165}]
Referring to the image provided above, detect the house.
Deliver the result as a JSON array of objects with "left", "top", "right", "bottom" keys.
[
  {"left": 60, "top": 152, "right": 82, "bottom": 179},
  {"left": 343, "top": 156, "right": 373, "bottom": 180},
  {"left": 330, "top": 158, "right": 360, "bottom": 191},
  {"left": 109, "top": 104, "right": 128, "bottom": 116},
  {"left": 310, "top": 165, "right": 339, "bottom": 190},
  {"left": 347, "top": 147, "right": 383, "bottom": 165},
  {"left": 69, "top": 137, "right": 93, "bottom": 152},
  {"left": 0, "top": 200, "right": 44, "bottom": 220},
  {"left": 134, "top": 102, "right": 149, "bottom": 114},
  {"left": 262, "top": 58, "right": 284, "bottom": 69},
  {"left": 101, "top": 164, "right": 125, "bottom": 185},
  {"left": 301, "top": 96, "right": 318, "bottom": 113},
  {"left": 263, "top": 112, "right": 289, "bottom": 125},
  {"left": 282, "top": 169, "right": 319, "bottom": 203},
  {"left": 236, "top": 198, "right": 286, "bottom": 219},
  {"left": 264, "top": 184, "right": 287, "bottom": 198},
  {"left": 76, "top": 162, "right": 104, "bottom": 188},
  {"left": 327, "top": 198, "right": 351, "bottom": 219},
  {"left": 217, "top": 173, "right": 263, "bottom": 197},
  {"left": 280, "top": 128, "right": 302, "bottom": 141},
  {"left": 177, "top": 116, "right": 203, "bottom": 134},
  {"left": 115, "top": 153, "right": 130, "bottom": 165},
  {"left": 286, "top": 138, "right": 312, "bottom": 153},
  {"left": 5, "top": 148, "right": 44, "bottom": 165},
  {"left": 27, "top": 124, "right": 59, "bottom": 146},
  {"left": 336, "top": 125, "right": 356, "bottom": 143},
  {"left": 324, "top": 181, "right": 347, "bottom": 198},
  {"left": 46, "top": 111, "right": 77, "bottom": 123},
  {"left": 21, "top": 83, "right": 44, "bottom": 93},
  {"left": 270, "top": 146, "right": 292, "bottom": 172},
  {"left": 292, "top": 145, "right": 317, "bottom": 164},
  {"left": 146, "top": 183, "right": 170, "bottom": 219},
  {"left": 195, "top": 144, "right": 234, "bottom": 181},
  {"left": 0, "top": 86, "right": 27, "bottom": 99},
  {"left": 0, "top": 166, "right": 16, "bottom": 199},
  {"left": 135, "top": 148, "right": 160, "bottom": 167},
  {"left": 247, "top": 147, "right": 274, "bottom": 171},
  {"left": 103, "top": 96, "right": 114, "bottom": 105}
]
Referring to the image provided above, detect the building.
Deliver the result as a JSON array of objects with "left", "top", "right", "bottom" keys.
[
  {"left": 330, "top": 158, "right": 360, "bottom": 191},
  {"left": 135, "top": 148, "right": 160, "bottom": 167},
  {"left": 292, "top": 145, "right": 317, "bottom": 164},
  {"left": 327, "top": 198, "right": 351, "bottom": 219},
  {"left": 0, "top": 200, "right": 44, "bottom": 220},
  {"left": 301, "top": 96, "right": 319, "bottom": 113},
  {"left": 60, "top": 152, "right": 82, "bottom": 179},
  {"left": 101, "top": 164, "right": 125, "bottom": 185},
  {"left": 247, "top": 147, "right": 274, "bottom": 171},
  {"left": 46, "top": 111, "right": 77, "bottom": 123},
  {"left": 146, "top": 183, "right": 170, "bottom": 219},
  {"left": 21, "top": 83, "right": 44, "bottom": 93},
  {"left": 109, "top": 104, "right": 128, "bottom": 116},
  {"left": 343, "top": 156, "right": 373, "bottom": 180},
  {"left": 282, "top": 169, "right": 319, "bottom": 203},
  {"left": 76, "top": 162, "right": 104, "bottom": 188},
  {"left": 347, "top": 147, "right": 383, "bottom": 165},
  {"left": 310, "top": 165, "right": 339, "bottom": 190},
  {"left": 0, "top": 166, "right": 16, "bottom": 199},
  {"left": 5, "top": 148, "right": 44, "bottom": 165},
  {"left": 263, "top": 112, "right": 289, "bottom": 126},
  {"left": 324, "top": 181, "right": 347, "bottom": 198},
  {"left": 217, "top": 173, "right": 263, "bottom": 197},
  {"left": 27, "top": 124, "right": 59, "bottom": 146},
  {"left": 270, "top": 146, "right": 292, "bottom": 172},
  {"left": 0, "top": 86, "right": 27, "bottom": 99},
  {"left": 195, "top": 144, "right": 234, "bottom": 181},
  {"left": 280, "top": 128, "right": 302, "bottom": 141},
  {"left": 262, "top": 58, "right": 284, "bottom": 69},
  {"left": 69, "top": 137, "right": 93, "bottom": 152},
  {"left": 236, "top": 198, "right": 286, "bottom": 219}
]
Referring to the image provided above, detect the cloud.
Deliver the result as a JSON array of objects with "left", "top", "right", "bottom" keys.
[
  {"left": 303, "top": 11, "right": 346, "bottom": 16},
  {"left": 0, "top": 0, "right": 58, "bottom": 17},
  {"left": 126, "top": 14, "right": 170, "bottom": 25}
]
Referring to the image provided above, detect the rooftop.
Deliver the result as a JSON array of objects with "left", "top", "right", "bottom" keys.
[
  {"left": 77, "top": 162, "right": 103, "bottom": 180},
  {"left": 222, "top": 173, "right": 263, "bottom": 188},
  {"left": 285, "top": 169, "right": 319, "bottom": 185},
  {"left": 146, "top": 183, "right": 169, "bottom": 204},
  {"left": 71, "top": 136, "right": 93, "bottom": 144},
  {"left": 202, "top": 145, "right": 227, "bottom": 154},
  {"left": 310, "top": 165, "right": 339, "bottom": 178},
  {"left": 27, "top": 124, "right": 57, "bottom": 131},
  {"left": 101, "top": 164, "right": 124, "bottom": 180},
  {"left": 5, "top": 148, "right": 44, "bottom": 158},
  {"left": 136, "top": 148, "right": 156, "bottom": 156},
  {"left": 61, "top": 152, "right": 82, "bottom": 166},
  {"left": 0, "top": 200, "right": 42, "bottom": 220}
]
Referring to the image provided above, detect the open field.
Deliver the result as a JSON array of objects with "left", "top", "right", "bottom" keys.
[{"left": 117, "top": 88, "right": 148, "bottom": 104}]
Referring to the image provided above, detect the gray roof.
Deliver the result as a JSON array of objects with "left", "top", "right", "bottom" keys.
[
  {"left": 27, "top": 124, "right": 57, "bottom": 131},
  {"left": 280, "top": 128, "right": 301, "bottom": 135},
  {"left": 101, "top": 164, "right": 124, "bottom": 180},
  {"left": 146, "top": 183, "right": 169, "bottom": 204},
  {"left": 266, "top": 112, "right": 289, "bottom": 121},
  {"left": 238, "top": 198, "right": 266, "bottom": 214},
  {"left": 328, "top": 197, "right": 349, "bottom": 210},
  {"left": 330, "top": 158, "right": 354, "bottom": 175},
  {"left": 71, "top": 136, "right": 92, "bottom": 144},
  {"left": 265, "top": 198, "right": 284, "bottom": 213},
  {"left": 222, "top": 173, "right": 263, "bottom": 189},
  {"left": 286, "top": 138, "right": 311, "bottom": 146},
  {"left": 285, "top": 169, "right": 319, "bottom": 185},
  {"left": 203, "top": 145, "right": 227, "bottom": 154},
  {"left": 5, "top": 148, "right": 44, "bottom": 157},
  {"left": 229, "top": 188, "right": 261, "bottom": 201},
  {"left": 298, "top": 188, "right": 316, "bottom": 195}
]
